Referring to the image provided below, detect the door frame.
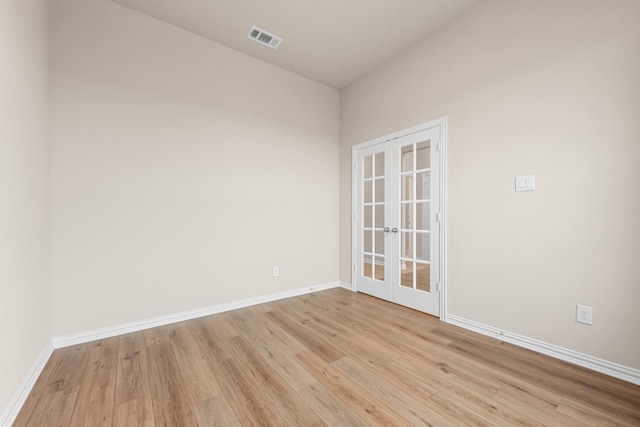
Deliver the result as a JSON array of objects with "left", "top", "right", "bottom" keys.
[{"left": 351, "top": 117, "right": 448, "bottom": 321}]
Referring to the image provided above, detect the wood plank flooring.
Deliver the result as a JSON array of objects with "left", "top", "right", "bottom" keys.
[{"left": 13, "top": 288, "right": 640, "bottom": 426}]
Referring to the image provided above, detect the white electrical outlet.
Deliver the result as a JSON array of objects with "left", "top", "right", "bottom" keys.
[
  {"left": 273, "top": 266, "right": 279, "bottom": 277},
  {"left": 576, "top": 305, "right": 593, "bottom": 325}
]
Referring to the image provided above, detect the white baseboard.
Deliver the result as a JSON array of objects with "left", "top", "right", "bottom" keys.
[
  {"left": 53, "top": 281, "right": 341, "bottom": 349},
  {"left": 446, "top": 314, "right": 640, "bottom": 386},
  {"left": 0, "top": 343, "right": 53, "bottom": 427}
]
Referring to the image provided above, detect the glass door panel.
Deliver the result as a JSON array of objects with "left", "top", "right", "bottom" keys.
[
  {"left": 416, "top": 263, "right": 430, "bottom": 292},
  {"left": 400, "top": 261, "right": 414, "bottom": 288},
  {"left": 374, "top": 205, "right": 385, "bottom": 228},
  {"left": 416, "top": 203, "right": 430, "bottom": 231}
]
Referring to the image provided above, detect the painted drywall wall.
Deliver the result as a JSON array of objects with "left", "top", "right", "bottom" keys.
[
  {"left": 50, "top": 0, "right": 339, "bottom": 337},
  {"left": 340, "top": 0, "right": 640, "bottom": 369},
  {"left": 0, "top": 0, "right": 51, "bottom": 419}
]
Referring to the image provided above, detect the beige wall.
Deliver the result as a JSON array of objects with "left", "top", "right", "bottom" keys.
[
  {"left": 340, "top": 0, "right": 640, "bottom": 369},
  {"left": 0, "top": 0, "right": 51, "bottom": 418},
  {"left": 50, "top": 0, "right": 340, "bottom": 337}
]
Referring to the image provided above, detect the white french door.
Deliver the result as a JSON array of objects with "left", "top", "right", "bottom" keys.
[
  {"left": 353, "top": 121, "right": 445, "bottom": 317},
  {"left": 354, "top": 142, "right": 392, "bottom": 301}
]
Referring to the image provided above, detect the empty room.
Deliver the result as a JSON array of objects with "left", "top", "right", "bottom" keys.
[{"left": 2, "top": 0, "right": 639, "bottom": 425}]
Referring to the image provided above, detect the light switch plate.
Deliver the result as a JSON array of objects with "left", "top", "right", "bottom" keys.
[{"left": 515, "top": 175, "right": 535, "bottom": 192}]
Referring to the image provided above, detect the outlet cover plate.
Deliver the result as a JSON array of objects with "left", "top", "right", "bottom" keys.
[{"left": 576, "top": 304, "right": 593, "bottom": 325}]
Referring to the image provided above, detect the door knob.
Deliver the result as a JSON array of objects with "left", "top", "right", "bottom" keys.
[
  {"left": 391, "top": 228, "right": 398, "bottom": 233},
  {"left": 383, "top": 227, "right": 390, "bottom": 233}
]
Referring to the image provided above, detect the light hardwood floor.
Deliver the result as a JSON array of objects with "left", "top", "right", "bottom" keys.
[{"left": 14, "top": 288, "right": 640, "bottom": 426}]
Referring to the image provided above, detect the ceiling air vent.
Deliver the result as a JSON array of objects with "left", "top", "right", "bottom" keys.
[{"left": 247, "top": 26, "right": 283, "bottom": 49}]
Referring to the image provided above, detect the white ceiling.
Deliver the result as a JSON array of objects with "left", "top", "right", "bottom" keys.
[{"left": 111, "top": 0, "right": 479, "bottom": 88}]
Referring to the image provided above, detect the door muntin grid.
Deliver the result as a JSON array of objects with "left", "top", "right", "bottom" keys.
[
  {"left": 362, "top": 152, "right": 385, "bottom": 282},
  {"left": 399, "top": 140, "right": 431, "bottom": 293}
]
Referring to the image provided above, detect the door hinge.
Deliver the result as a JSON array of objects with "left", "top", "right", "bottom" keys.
[
  {"left": 353, "top": 264, "right": 357, "bottom": 272},
  {"left": 436, "top": 141, "right": 441, "bottom": 151},
  {"left": 353, "top": 161, "right": 357, "bottom": 170},
  {"left": 435, "top": 212, "right": 441, "bottom": 222},
  {"left": 353, "top": 212, "right": 357, "bottom": 222},
  {"left": 436, "top": 282, "right": 441, "bottom": 292}
]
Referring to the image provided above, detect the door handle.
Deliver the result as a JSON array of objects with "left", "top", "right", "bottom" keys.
[
  {"left": 391, "top": 228, "right": 398, "bottom": 233},
  {"left": 383, "top": 227, "right": 390, "bottom": 233}
]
